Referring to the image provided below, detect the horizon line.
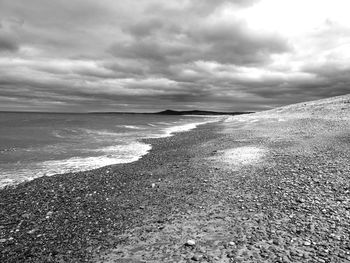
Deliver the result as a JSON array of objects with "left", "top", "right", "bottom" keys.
[{"left": 0, "top": 109, "right": 256, "bottom": 114}]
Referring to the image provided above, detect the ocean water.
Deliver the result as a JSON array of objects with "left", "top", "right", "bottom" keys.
[{"left": 0, "top": 112, "right": 219, "bottom": 187}]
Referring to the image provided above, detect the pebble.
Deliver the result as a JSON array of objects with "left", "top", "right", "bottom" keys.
[
  {"left": 282, "top": 255, "right": 290, "bottom": 262},
  {"left": 27, "top": 229, "right": 37, "bottom": 234},
  {"left": 191, "top": 254, "right": 201, "bottom": 261},
  {"left": 1, "top": 103, "right": 350, "bottom": 262},
  {"left": 46, "top": 211, "right": 53, "bottom": 219},
  {"left": 21, "top": 213, "right": 31, "bottom": 219},
  {"left": 186, "top": 239, "right": 196, "bottom": 246}
]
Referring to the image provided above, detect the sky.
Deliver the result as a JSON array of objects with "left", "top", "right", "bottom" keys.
[{"left": 0, "top": 0, "right": 349, "bottom": 112}]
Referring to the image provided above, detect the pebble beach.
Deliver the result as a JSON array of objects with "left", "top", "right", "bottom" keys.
[{"left": 1, "top": 94, "right": 350, "bottom": 262}]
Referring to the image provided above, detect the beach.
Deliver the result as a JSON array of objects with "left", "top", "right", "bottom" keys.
[
  {"left": 0, "top": 119, "right": 223, "bottom": 262},
  {"left": 1, "top": 95, "right": 350, "bottom": 262}
]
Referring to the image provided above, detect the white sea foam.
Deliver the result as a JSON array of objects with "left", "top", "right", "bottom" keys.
[
  {"left": 0, "top": 142, "right": 151, "bottom": 188},
  {"left": 41, "top": 143, "right": 151, "bottom": 173},
  {"left": 162, "top": 123, "right": 199, "bottom": 137},
  {"left": 118, "top": 125, "right": 145, "bottom": 130},
  {"left": 96, "top": 141, "right": 151, "bottom": 156},
  {"left": 156, "top": 122, "right": 172, "bottom": 125},
  {"left": 156, "top": 118, "right": 221, "bottom": 138},
  {"left": 83, "top": 129, "right": 121, "bottom": 137},
  {"left": 0, "top": 115, "right": 222, "bottom": 188}
]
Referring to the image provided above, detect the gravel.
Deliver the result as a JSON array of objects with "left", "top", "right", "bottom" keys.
[
  {"left": 95, "top": 95, "right": 350, "bottom": 262},
  {"left": 1, "top": 94, "right": 350, "bottom": 262},
  {"left": 0, "top": 122, "right": 221, "bottom": 262}
]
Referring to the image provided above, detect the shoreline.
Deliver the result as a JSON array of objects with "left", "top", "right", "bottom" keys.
[
  {"left": 1, "top": 95, "right": 349, "bottom": 262},
  {"left": 0, "top": 121, "right": 223, "bottom": 262},
  {"left": 0, "top": 116, "right": 223, "bottom": 190}
]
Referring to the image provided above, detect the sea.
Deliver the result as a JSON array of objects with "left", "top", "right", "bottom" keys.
[{"left": 0, "top": 112, "right": 220, "bottom": 188}]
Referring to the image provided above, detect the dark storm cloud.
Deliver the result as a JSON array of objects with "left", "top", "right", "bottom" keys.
[
  {"left": 0, "top": 0, "right": 349, "bottom": 112},
  {"left": 188, "top": 20, "right": 289, "bottom": 65},
  {"left": 0, "top": 34, "right": 18, "bottom": 52},
  {"left": 115, "top": 24, "right": 289, "bottom": 66},
  {"left": 0, "top": 20, "right": 20, "bottom": 52}
]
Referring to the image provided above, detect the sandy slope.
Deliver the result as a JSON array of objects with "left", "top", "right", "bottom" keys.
[{"left": 97, "top": 94, "right": 350, "bottom": 262}]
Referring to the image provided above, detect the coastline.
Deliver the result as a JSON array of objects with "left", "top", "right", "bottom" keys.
[
  {"left": 0, "top": 120, "right": 223, "bottom": 262},
  {"left": 1, "top": 95, "right": 350, "bottom": 262},
  {"left": 0, "top": 115, "right": 222, "bottom": 189}
]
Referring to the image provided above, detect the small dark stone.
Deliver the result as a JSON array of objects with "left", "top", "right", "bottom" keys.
[{"left": 191, "top": 254, "right": 202, "bottom": 261}]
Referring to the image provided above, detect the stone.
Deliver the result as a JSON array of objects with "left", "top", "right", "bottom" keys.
[
  {"left": 229, "top": 241, "right": 236, "bottom": 246},
  {"left": 273, "top": 239, "right": 279, "bottom": 245},
  {"left": 304, "top": 241, "right": 311, "bottom": 246},
  {"left": 191, "top": 254, "right": 201, "bottom": 261},
  {"left": 21, "top": 213, "right": 31, "bottom": 219},
  {"left": 186, "top": 239, "right": 196, "bottom": 246},
  {"left": 282, "top": 255, "right": 290, "bottom": 262},
  {"left": 27, "top": 229, "right": 37, "bottom": 234},
  {"left": 46, "top": 211, "right": 53, "bottom": 219}
]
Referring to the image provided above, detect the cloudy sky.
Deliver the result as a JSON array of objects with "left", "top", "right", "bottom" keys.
[{"left": 0, "top": 0, "right": 349, "bottom": 112}]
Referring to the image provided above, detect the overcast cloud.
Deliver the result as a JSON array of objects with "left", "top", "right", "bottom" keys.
[{"left": 0, "top": 0, "right": 349, "bottom": 112}]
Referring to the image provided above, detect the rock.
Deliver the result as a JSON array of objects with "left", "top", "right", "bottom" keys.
[
  {"left": 199, "top": 247, "right": 206, "bottom": 253},
  {"left": 191, "top": 254, "right": 202, "bottom": 261},
  {"left": 282, "top": 255, "right": 290, "bottom": 262},
  {"left": 46, "top": 211, "right": 53, "bottom": 219},
  {"left": 229, "top": 241, "right": 236, "bottom": 246},
  {"left": 273, "top": 239, "right": 279, "bottom": 245},
  {"left": 151, "top": 183, "right": 156, "bottom": 188},
  {"left": 186, "top": 239, "right": 196, "bottom": 246},
  {"left": 0, "top": 239, "right": 7, "bottom": 243},
  {"left": 304, "top": 241, "right": 311, "bottom": 246},
  {"left": 27, "top": 229, "right": 37, "bottom": 234},
  {"left": 21, "top": 213, "right": 31, "bottom": 219}
]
